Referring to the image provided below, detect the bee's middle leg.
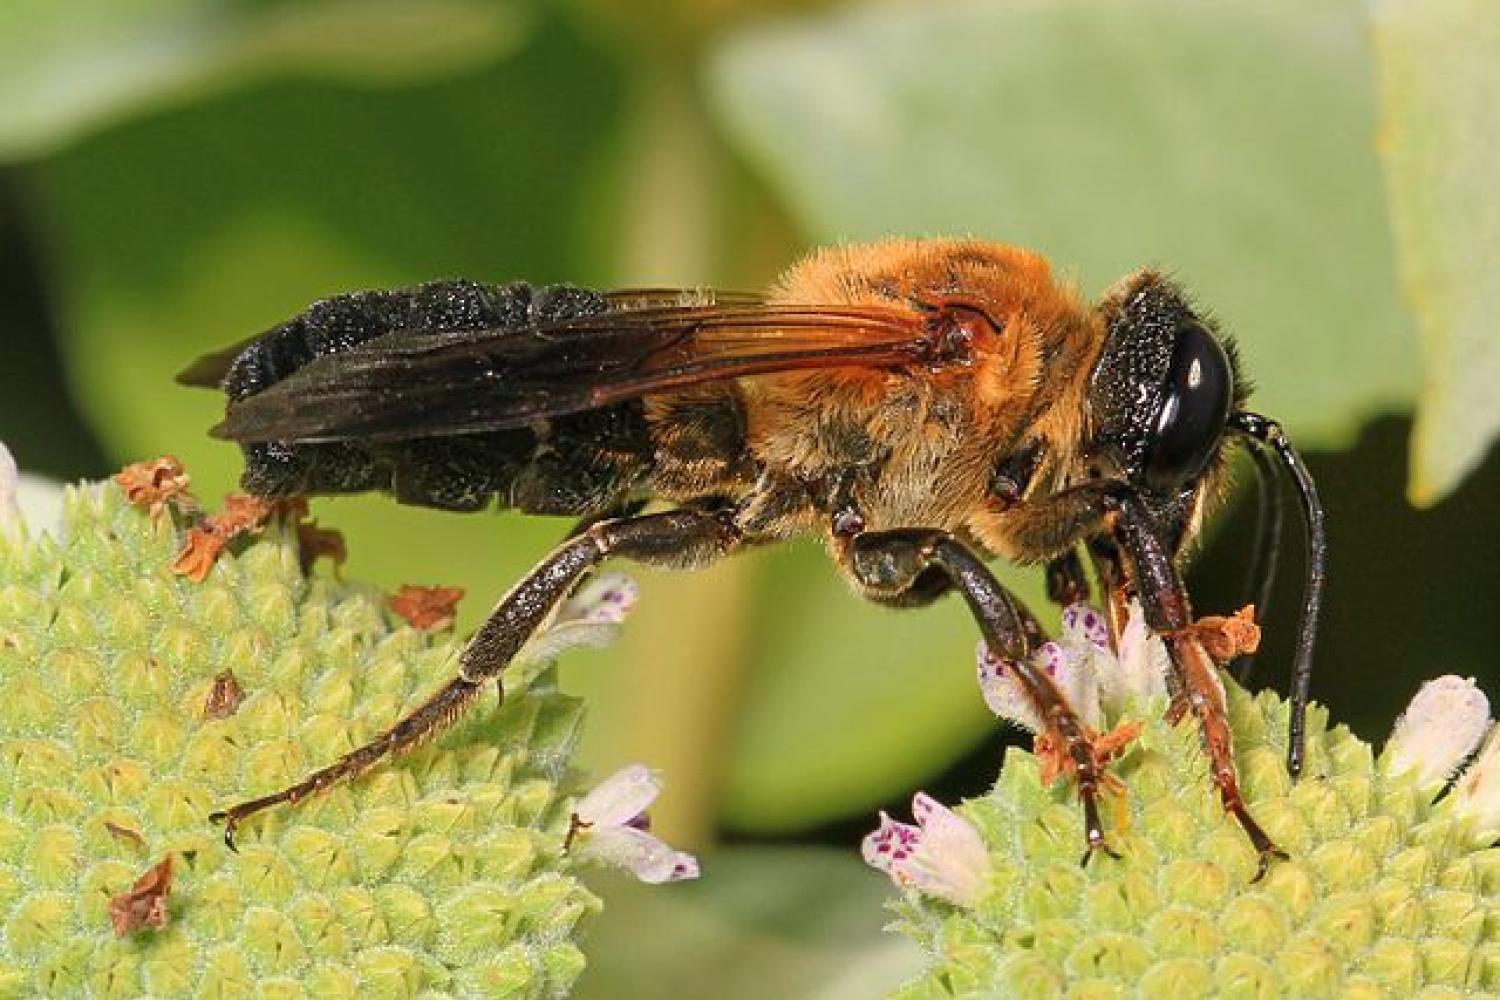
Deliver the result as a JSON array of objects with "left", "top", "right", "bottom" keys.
[{"left": 844, "top": 528, "right": 1119, "bottom": 866}]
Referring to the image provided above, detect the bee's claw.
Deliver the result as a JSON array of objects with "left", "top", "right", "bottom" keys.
[
  {"left": 209, "top": 809, "right": 240, "bottom": 853},
  {"left": 1249, "top": 844, "right": 1289, "bottom": 883},
  {"left": 1078, "top": 833, "right": 1121, "bottom": 869}
]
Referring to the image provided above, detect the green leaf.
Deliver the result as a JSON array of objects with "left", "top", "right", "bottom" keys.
[
  {"left": 709, "top": 0, "right": 1418, "bottom": 447},
  {"left": 1371, "top": 0, "right": 1500, "bottom": 506},
  {"left": 722, "top": 542, "right": 1036, "bottom": 832},
  {"left": 0, "top": 0, "right": 530, "bottom": 160},
  {"left": 575, "top": 848, "right": 920, "bottom": 999},
  {"left": 28, "top": 18, "right": 626, "bottom": 637}
]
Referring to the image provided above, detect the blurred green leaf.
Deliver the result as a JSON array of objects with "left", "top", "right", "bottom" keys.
[
  {"left": 28, "top": 17, "right": 625, "bottom": 643},
  {"left": 1371, "top": 0, "right": 1500, "bottom": 506},
  {"left": 0, "top": 0, "right": 529, "bottom": 159},
  {"left": 724, "top": 541, "right": 1034, "bottom": 832},
  {"left": 709, "top": 0, "right": 1418, "bottom": 447},
  {"left": 575, "top": 848, "right": 920, "bottom": 999}
]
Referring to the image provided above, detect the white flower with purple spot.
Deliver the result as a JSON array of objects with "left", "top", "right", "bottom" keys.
[
  {"left": 1382, "top": 675, "right": 1491, "bottom": 791},
  {"left": 570, "top": 764, "right": 699, "bottom": 884},
  {"left": 515, "top": 572, "right": 640, "bottom": 669},
  {"left": 1061, "top": 603, "right": 1111, "bottom": 650},
  {"left": 862, "top": 792, "right": 990, "bottom": 907},
  {"left": 977, "top": 602, "right": 1121, "bottom": 732}
]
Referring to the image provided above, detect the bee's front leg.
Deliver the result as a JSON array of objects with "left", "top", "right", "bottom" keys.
[
  {"left": 843, "top": 528, "right": 1120, "bottom": 867},
  {"left": 1106, "top": 492, "right": 1288, "bottom": 880}
]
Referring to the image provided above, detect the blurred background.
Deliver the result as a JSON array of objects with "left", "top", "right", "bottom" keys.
[{"left": 2, "top": 0, "right": 1496, "bottom": 994}]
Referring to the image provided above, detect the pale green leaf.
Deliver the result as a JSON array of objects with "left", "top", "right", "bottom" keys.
[
  {"left": 1372, "top": 0, "right": 1500, "bottom": 505},
  {"left": 575, "top": 848, "right": 921, "bottom": 999},
  {"left": 0, "top": 0, "right": 529, "bottom": 159},
  {"left": 710, "top": 0, "right": 1418, "bottom": 447},
  {"left": 29, "top": 22, "right": 625, "bottom": 638}
]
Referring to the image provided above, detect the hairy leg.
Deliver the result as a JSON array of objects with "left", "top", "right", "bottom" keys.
[
  {"left": 1106, "top": 492, "right": 1286, "bottom": 879},
  {"left": 845, "top": 529, "right": 1120, "bottom": 865},
  {"left": 211, "top": 508, "right": 739, "bottom": 848},
  {"left": 985, "top": 481, "right": 1287, "bottom": 877}
]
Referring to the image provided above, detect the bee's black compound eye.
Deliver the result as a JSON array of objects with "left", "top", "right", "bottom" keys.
[{"left": 1142, "top": 321, "right": 1233, "bottom": 493}]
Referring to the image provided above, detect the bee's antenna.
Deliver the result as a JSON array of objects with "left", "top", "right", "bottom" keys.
[
  {"left": 1229, "top": 411, "right": 1326, "bottom": 780},
  {"left": 1231, "top": 438, "right": 1285, "bottom": 686}
]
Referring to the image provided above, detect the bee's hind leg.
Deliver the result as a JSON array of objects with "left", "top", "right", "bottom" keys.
[
  {"left": 844, "top": 528, "right": 1122, "bottom": 867},
  {"left": 210, "top": 508, "right": 740, "bottom": 849}
]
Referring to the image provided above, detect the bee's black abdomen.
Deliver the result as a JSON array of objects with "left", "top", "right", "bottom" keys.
[{"left": 226, "top": 280, "right": 651, "bottom": 515}]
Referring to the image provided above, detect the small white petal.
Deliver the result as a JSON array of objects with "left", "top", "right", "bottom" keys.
[
  {"left": 864, "top": 795, "right": 990, "bottom": 907},
  {"left": 668, "top": 852, "right": 700, "bottom": 881},
  {"left": 976, "top": 641, "right": 1042, "bottom": 732},
  {"left": 1107, "top": 601, "right": 1170, "bottom": 712},
  {"left": 902, "top": 794, "right": 990, "bottom": 906},
  {"left": 1384, "top": 676, "right": 1492, "bottom": 790},
  {"left": 15, "top": 475, "right": 65, "bottom": 538},
  {"left": 909, "top": 793, "right": 987, "bottom": 863},
  {"left": 576, "top": 826, "right": 697, "bottom": 883},
  {"left": 0, "top": 442, "right": 18, "bottom": 524},
  {"left": 0, "top": 444, "right": 64, "bottom": 540},
  {"left": 574, "top": 764, "right": 661, "bottom": 828},
  {"left": 1049, "top": 638, "right": 1106, "bottom": 730},
  {"left": 1451, "top": 723, "right": 1500, "bottom": 845},
  {"left": 516, "top": 620, "right": 624, "bottom": 666}
]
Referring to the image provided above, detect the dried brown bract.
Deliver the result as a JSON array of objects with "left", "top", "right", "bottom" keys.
[
  {"left": 389, "top": 584, "right": 465, "bottom": 632},
  {"left": 172, "top": 493, "right": 306, "bottom": 583},
  {"left": 1187, "top": 606, "right": 1262, "bottom": 664},
  {"left": 102, "top": 821, "right": 147, "bottom": 853},
  {"left": 108, "top": 855, "right": 173, "bottom": 937},
  {"left": 113, "top": 457, "right": 196, "bottom": 521},
  {"left": 202, "top": 669, "right": 246, "bottom": 719}
]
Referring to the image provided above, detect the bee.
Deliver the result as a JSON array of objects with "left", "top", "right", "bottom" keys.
[{"left": 182, "top": 239, "right": 1325, "bottom": 876}]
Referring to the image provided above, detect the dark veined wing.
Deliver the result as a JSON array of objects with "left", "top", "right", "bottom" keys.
[
  {"left": 209, "top": 300, "right": 933, "bottom": 444},
  {"left": 174, "top": 287, "right": 767, "bottom": 390}
]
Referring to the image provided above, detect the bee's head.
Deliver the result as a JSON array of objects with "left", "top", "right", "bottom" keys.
[{"left": 1084, "top": 272, "right": 1249, "bottom": 541}]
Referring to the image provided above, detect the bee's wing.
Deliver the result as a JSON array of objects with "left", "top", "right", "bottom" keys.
[
  {"left": 208, "top": 300, "right": 931, "bottom": 444},
  {"left": 174, "top": 288, "right": 767, "bottom": 390}
]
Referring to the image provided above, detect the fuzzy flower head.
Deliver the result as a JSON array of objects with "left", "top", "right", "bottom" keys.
[
  {"left": 0, "top": 470, "right": 622, "bottom": 997},
  {"left": 862, "top": 793, "right": 991, "bottom": 907},
  {"left": 888, "top": 619, "right": 1500, "bottom": 998},
  {"left": 570, "top": 765, "right": 699, "bottom": 884}
]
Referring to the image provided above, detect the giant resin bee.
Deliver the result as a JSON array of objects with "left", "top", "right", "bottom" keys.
[{"left": 183, "top": 239, "right": 1325, "bottom": 875}]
